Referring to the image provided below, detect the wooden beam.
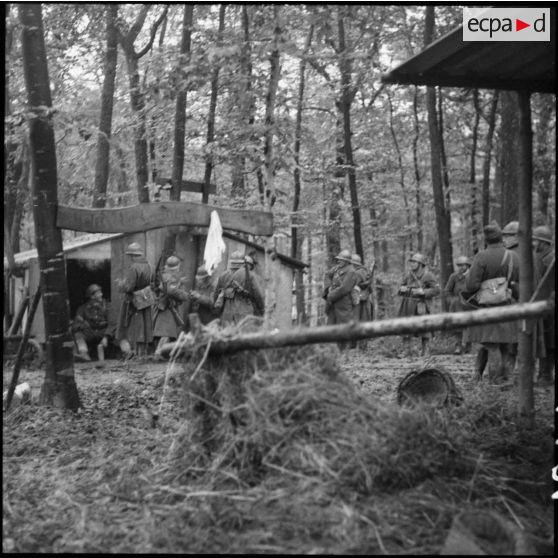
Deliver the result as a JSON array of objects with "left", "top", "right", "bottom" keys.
[
  {"left": 57, "top": 202, "right": 274, "bottom": 236},
  {"left": 161, "top": 299, "right": 554, "bottom": 356},
  {"left": 155, "top": 177, "right": 216, "bottom": 195}
]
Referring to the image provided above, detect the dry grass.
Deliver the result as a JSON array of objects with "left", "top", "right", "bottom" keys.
[{"left": 2, "top": 342, "right": 554, "bottom": 554}]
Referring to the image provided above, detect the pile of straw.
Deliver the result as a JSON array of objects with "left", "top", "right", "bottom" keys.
[{"left": 169, "top": 343, "right": 475, "bottom": 495}]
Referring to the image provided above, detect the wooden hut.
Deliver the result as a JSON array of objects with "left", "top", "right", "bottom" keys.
[{"left": 4, "top": 228, "right": 306, "bottom": 342}]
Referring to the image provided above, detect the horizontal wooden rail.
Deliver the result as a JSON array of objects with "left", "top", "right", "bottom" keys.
[
  {"left": 56, "top": 202, "right": 273, "bottom": 236},
  {"left": 161, "top": 299, "right": 554, "bottom": 356}
]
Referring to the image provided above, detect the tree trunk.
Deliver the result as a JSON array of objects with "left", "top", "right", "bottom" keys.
[
  {"left": 291, "top": 23, "right": 313, "bottom": 323},
  {"left": 412, "top": 87, "right": 424, "bottom": 252},
  {"left": 202, "top": 4, "right": 225, "bottom": 204},
  {"left": 469, "top": 89, "right": 481, "bottom": 254},
  {"left": 171, "top": 4, "right": 193, "bottom": 202},
  {"left": 93, "top": 4, "right": 118, "bottom": 208},
  {"left": 337, "top": 6, "right": 363, "bottom": 261},
  {"left": 533, "top": 95, "right": 554, "bottom": 221},
  {"left": 424, "top": 6, "right": 452, "bottom": 310},
  {"left": 19, "top": 4, "right": 80, "bottom": 410},
  {"left": 516, "top": 91, "right": 535, "bottom": 429},
  {"left": 496, "top": 91, "right": 520, "bottom": 225},
  {"left": 262, "top": 5, "right": 282, "bottom": 209},
  {"left": 481, "top": 90, "right": 499, "bottom": 229}
]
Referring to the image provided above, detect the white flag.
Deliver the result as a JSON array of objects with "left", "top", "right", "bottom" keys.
[{"left": 203, "top": 210, "right": 226, "bottom": 276}]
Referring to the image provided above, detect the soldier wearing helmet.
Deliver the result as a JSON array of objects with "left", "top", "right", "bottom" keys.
[
  {"left": 190, "top": 264, "right": 219, "bottom": 326},
  {"left": 350, "top": 253, "right": 374, "bottom": 349},
  {"left": 115, "top": 242, "right": 154, "bottom": 358},
  {"left": 444, "top": 256, "right": 473, "bottom": 354},
  {"left": 464, "top": 224, "right": 520, "bottom": 384},
  {"left": 502, "top": 221, "right": 519, "bottom": 253},
  {"left": 152, "top": 255, "right": 190, "bottom": 359},
  {"left": 397, "top": 253, "right": 440, "bottom": 356},
  {"left": 71, "top": 283, "right": 110, "bottom": 362},
  {"left": 213, "top": 250, "right": 245, "bottom": 315},
  {"left": 532, "top": 225, "right": 554, "bottom": 386},
  {"left": 323, "top": 249, "right": 359, "bottom": 350}
]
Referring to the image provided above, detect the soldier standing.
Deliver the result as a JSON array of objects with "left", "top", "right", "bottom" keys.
[
  {"left": 115, "top": 242, "right": 154, "bottom": 359},
  {"left": 351, "top": 254, "right": 373, "bottom": 350},
  {"left": 444, "top": 256, "right": 472, "bottom": 354},
  {"left": 397, "top": 253, "right": 440, "bottom": 356},
  {"left": 532, "top": 225, "right": 554, "bottom": 386},
  {"left": 325, "top": 249, "right": 359, "bottom": 351},
  {"left": 213, "top": 251, "right": 245, "bottom": 316},
  {"left": 190, "top": 264, "right": 219, "bottom": 325},
  {"left": 465, "top": 224, "right": 519, "bottom": 384},
  {"left": 152, "top": 255, "right": 189, "bottom": 358},
  {"left": 502, "top": 220, "right": 519, "bottom": 254}
]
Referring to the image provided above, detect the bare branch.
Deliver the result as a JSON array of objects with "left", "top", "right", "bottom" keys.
[{"left": 136, "top": 5, "right": 169, "bottom": 59}]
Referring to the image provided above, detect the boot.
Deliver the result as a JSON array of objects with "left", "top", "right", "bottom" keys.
[
  {"left": 75, "top": 337, "right": 91, "bottom": 362},
  {"left": 474, "top": 346, "right": 488, "bottom": 382}
]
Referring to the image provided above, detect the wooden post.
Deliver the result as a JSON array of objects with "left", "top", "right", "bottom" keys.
[{"left": 516, "top": 90, "right": 535, "bottom": 428}]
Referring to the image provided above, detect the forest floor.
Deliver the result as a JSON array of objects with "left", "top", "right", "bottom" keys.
[{"left": 2, "top": 334, "right": 555, "bottom": 554}]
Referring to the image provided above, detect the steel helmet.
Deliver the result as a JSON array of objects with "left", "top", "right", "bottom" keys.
[
  {"left": 351, "top": 254, "right": 362, "bottom": 264},
  {"left": 532, "top": 225, "right": 552, "bottom": 244},
  {"left": 229, "top": 250, "right": 245, "bottom": 268},
  {"left": 164, "top": 255, "right": 181, "bottom": 272},
  {"left": 335, "top": 249, "right": 353, "bottom": 263},
  {"left": 86, "top": 283, "right": 102, "bottom": 298},
  {"left": 409, "top": 253, "right": 427, "bottom": 265},
  {"left": 502, "top": 221, "right": 519, "bottom": 235},
  {"left": 125, "top": 242, "right": 143, "bottom": 256},
  {"left": 455, "top": 256, "right": 472, "bottom": 266},
  {"left": 196, "top": 264, "right": 209, "bottom": 277}
]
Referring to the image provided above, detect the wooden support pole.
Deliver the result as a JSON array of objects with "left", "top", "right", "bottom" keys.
[
  {"left": 7, "top": 286, "right": 29, "bottom": 336},
  {"left": 160, "top": 299, "right": 553, "bottom": 357}
]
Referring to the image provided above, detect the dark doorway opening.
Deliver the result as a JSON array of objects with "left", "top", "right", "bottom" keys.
[{"left": 66, "top": 259, "right": 111, "bottom": 318}]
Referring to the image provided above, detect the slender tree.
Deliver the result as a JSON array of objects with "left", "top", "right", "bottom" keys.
[
  {"left": 469, "top": 89, "right": 481, "bottom": 253},
  {"left": 19, "top": 3, "right": 80, "bottom": 410},
  {"left": 424, "top": 6, "right": 453, "bottom": 309},
  {"left": 93, "top": 4, "right": 118, "bottom": 208},
  {"left": 171, "top": 4, "right": 193, "bottom": 202},
  {"left": 481, "top": 90, "right": 499, "bottom": 228},
  {"left": 411, "top": 87, "right": 424, "bottom": 252}
]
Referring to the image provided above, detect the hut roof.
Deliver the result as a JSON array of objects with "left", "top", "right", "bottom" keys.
[
  {"left": 382, "top": 11, "right": 555, "bottom": 93},
  {"left": 4, "top": 233, "right": 124, "bottom": 270}
]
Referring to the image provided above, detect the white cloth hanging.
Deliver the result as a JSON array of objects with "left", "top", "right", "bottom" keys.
[{"left": 203, "top": 210, "right": 227, "bottom": 276}]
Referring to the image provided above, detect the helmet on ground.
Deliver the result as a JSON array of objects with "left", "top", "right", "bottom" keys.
[
  {"left": 86, "top": 283, "right": 102, "bottom": 298},
  {"left": 351, "top": 254, "right": 362, "bottom": 264},
  {"left": 455, "top": 256, "right": 472, "bottom": 266},
  {"left": 125, "top": 242, "right": 143, "bottom": 256},
  {"left": 532, "top": 225, "right": 552, "bottom": 244},
  {"left": 409, "top": 253, "right": 427, "bottom": 265},
  {"left": 196, "top": 265, "right": 209, "bottom": 277},
  {"left": 335, "top": 249, "right": 353, "bottom": 263},
  {"left": 502, "top": 221, "right": 519, "bottom": 235},
  {"left": 164, "top": 255, "right": 181, "bottom": 271}
]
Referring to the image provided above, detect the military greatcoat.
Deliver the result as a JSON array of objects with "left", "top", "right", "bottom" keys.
[
  {"left": 153, "top": 270, "right": 189, "bottom": 338},
  {"left": 464, "top": 243, "right": 520, "bottom": 344},
  {"left": 397, "top": 268, "right": 440, "bottom": 318},
  {"left": 326, "top": 263, "right": 359, "bottom": 325},
  {"left": 534, "top": 242, "right": 555, "bottom": 355},
  {"left": 116, "top": 258, "right": 154, "bottom": 345}
]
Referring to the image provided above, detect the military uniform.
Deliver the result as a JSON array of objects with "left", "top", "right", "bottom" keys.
[{"left": 221, "top": 261, "right": 264, "bottom": 326}]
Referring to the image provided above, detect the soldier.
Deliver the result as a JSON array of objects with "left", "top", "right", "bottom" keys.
[
  {"left": 444, "top": 256, "right": 472, "bottom": 354},
  {"left": 325, "top": 249, "right": 359, "bottom": 350},
  {"left": 221, "top": 254, "right": 265, "bottom": 325},
  {"left": 465, "top": 224, "right": 519, "bottom": 384},
  {"left": 351, "top": 254, "right": 373, "bottom": 350},
  {"left": 502, "top": 220, "right": 519, "bottom": 254},
  {"left": 397, "top": 253, "right": 440, "bottom": 356},
  {"left": 71, "top": 283, "right": 110, "bottom": 362},
  {"left": 532, "top": 225, "right": 554, "bottom": 386},
  {"left": 190, "top": 264, "right": 219, "bottom": 325},
  {"left": 152, "top": 256, "right": 189, "bottom": 358},
  {"left": 213, "top": 251, "right": 245, "bottom": 316},
  {"left": 115, "top": 242, "right": 154, "bottom": 358}
]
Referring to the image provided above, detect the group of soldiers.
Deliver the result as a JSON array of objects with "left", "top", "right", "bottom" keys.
[
  {"left": 71, "top": 243, "right": 263, "bottom": 363},
  {"left": 323, "top": 221, "right": 554, "bottom": 386}
]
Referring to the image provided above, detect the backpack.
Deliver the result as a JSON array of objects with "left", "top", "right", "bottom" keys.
[{"left": 472, "top": 251, "right": 513, "bottom": 306}]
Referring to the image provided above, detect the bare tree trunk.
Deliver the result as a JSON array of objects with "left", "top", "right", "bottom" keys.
[
  {"left": 19, "top": 4, "right": 80, "bottom": 410},
  {"left": 481, "top": 90, "right": 499, "bottom": 229},
  {"left": 171, "top": 4, "right": 193, "bottom": 202},
  {"left": 469, "top": 89, "right": 481, "bottom": 253},
  {"left": 424, "top": 7, "right": 452, "bottom": 309},
  {"left": 496, "top": 91, "right": 520, "bottom": 225},
  {"left": 262, "top": 5, "right": 282, "bottom": 209},
  {"left": 93, "top": 4, "right": 118, "bottom": 208},
  {"left": 412, "top": 87, "right": 423, "bottom": 252},
  {"left": 516, "top": 91, "right": 535, "bottom": 429},
  {"left": 533, "top": 95, "right": 554, "bottom": 221},
  {"left": 292, "top": 23, "right": 313, "bottom": 323},
  {"left": 337, "top": 5, "right": 363, "bottom": 260},
  {"left": 202, "top": 4, "right": 225, "bottom": 204}
]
